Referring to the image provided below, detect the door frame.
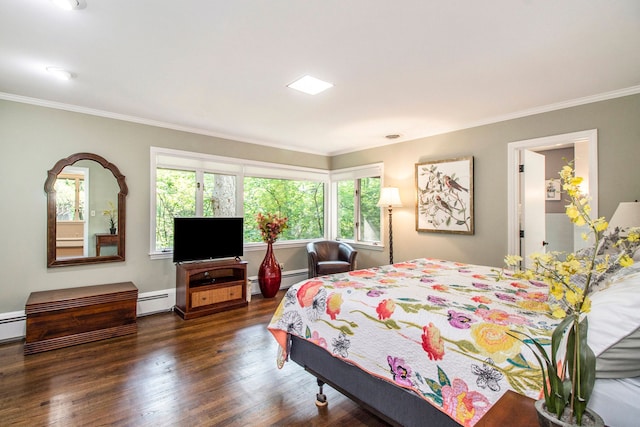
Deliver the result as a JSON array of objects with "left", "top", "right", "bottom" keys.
[{"left": 507, "top": 129, "right": 598, "bottom": 257}]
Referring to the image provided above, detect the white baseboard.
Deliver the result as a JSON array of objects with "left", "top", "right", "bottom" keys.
[
  {"left": 0, "top": 311, "right": 26, "bottom": 344},
  {"left": 247, "top": 268, "right": 308, "bottom": 301},
  {"left": 136, "top": 288, "right": 176, "bottom": 316},
  {"left": 0, "top": 269, "right": 309, "bottom": 343}
]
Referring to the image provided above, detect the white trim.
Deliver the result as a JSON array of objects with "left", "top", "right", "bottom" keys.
[
  {"left": 136, "top": 288, "right": 176, "bottom": 317},
  {"left": 329, "top": 163, "right": 384, "bottom": 244},
  {"left": 149, "top": 239, "right": 317, "bottom": 260},
  {"left": 507, "top": 129, "right": 598, "bottom": 256},
  {"left": 149, "top": 146, "right": 330, "bottom": 256},
  {"left": 4, "top": 86, "right": 639, "bottom": 156},
  {"left": 153, "top": 146, "right": 329, "bottom": 175},
  {"left": 329, "top": 162, "right": 384, "bottom": 181},
  {"left": 247, "top": 268, "right": 308, "bottom": 297},
  {"left": 0, "top": 311, "right": 26, "bottom": 344},
  {"left": 0, "top": 267, "right": 310, "bottom": 342},
  {"left": 0, "top": 290, "right": 180, "bottom": 343},
  {"left": 0, "top": 92, "right": 329, "bottom": 156},
  {"left": 332, "top": 86, "right": 640, "bottom": 156}
]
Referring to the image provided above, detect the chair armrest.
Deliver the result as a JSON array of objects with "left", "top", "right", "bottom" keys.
[
  {"left": 338, "top": 243, "right": 358, "bottom": 270},
  {"left": 347, "top": 249, "right": 358, "bottom": 270},
  {"left": 307, "top": 242, "right": 319, "bottom": 278}
]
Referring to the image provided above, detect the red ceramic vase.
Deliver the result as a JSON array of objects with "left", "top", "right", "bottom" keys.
[{"left": 258, "top": 242, "right": 281, "bottom": 298}]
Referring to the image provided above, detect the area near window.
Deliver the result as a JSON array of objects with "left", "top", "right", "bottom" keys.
[
  {"left": 330, "top": 163, "right": 383, "bottom": 246},
  {"left": 150, "top": 147, "right": 383, "bottom": 258},
  {"left": 155, "top": 168, "right": 237, "bottom": 251},
  {"left": 244, "top": 177, "right": 324, "bottom": 243}
]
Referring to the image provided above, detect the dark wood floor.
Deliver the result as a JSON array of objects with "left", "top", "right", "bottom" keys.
[{"left": 0, "top": 291, "right": 390, "bottom": 426}]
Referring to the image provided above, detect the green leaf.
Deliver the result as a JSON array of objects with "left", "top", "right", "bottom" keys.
[
  {"left": 570, "top": 317, "right": 597, "bottom": 424},
  {"left": 507, "top": 353, "right": 531, "bottom": 369},
  {"left": 425, "top": 377, "right": 442, "bottom": 394},
  {"left": 338, "top": 325, "right": 354, "bottom": 335},
  {"left": 437, "top": 366, "right": 451, "bottom": 387},
  {"left": 384, "top": 319, "right": 401, "bottom": 330},
  {"left": 422, "top": 392, "right": 443, "bottom": 406},
  {"left": 453, "top": 339, "right": 481, "bottom": 354},
  {"left": 552, "top": 315, "right": 574, "bottom": 367},
  {"left": 509, "top": 330, "right": 563, "bottom": 412}
]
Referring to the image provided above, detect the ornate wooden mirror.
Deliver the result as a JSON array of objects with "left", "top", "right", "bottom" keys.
[{"left": 45, "top": 153, "right": 127, "bottom": 267}]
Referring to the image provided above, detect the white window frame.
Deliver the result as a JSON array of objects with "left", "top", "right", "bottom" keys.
[
  {"left": 150, "top": 147, "right": 330, "bottom": 259},
  {"left": 329, "top": 163, "right": 384, "bottom": 249}
]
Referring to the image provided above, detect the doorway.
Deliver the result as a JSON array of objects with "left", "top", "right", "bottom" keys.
[{"left": 507, "top": 129, "right": 598, "bottom": 260}]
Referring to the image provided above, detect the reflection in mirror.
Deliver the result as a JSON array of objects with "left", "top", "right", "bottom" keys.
[
  {"left": 45, "top": 153, "right": 127, "bottom": 267},
  {"left": 55, "top": 166, "right": 88, "bottom": 258}
]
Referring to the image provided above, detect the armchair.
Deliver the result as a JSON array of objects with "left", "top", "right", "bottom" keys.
[{"left": 306, "top": 240, "right": 357, "bottom": 278}]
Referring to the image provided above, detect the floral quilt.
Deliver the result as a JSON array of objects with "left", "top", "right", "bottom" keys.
[{"left": 268, "top": 258, "right": 559, "bottom": 427}]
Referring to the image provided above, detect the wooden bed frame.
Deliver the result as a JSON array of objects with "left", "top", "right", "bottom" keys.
[{"left": 289, "top": 334, "right": 461, "bottom": 427}]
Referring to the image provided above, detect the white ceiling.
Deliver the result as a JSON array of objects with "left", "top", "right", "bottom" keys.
[{"left": 1, "top": 1, "right": 639, "bottom": 156}]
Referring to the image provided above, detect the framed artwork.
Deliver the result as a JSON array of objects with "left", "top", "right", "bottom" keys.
[
  {"left": 415, "top": 156, "right": 474, "bottom": 234},
  {"left": 545, "top": 179, "right": 561, "bottom": 200}
]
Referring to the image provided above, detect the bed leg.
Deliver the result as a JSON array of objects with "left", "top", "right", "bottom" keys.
[{"left": 315, "top": 378, "right": 328, "bottom": 407}]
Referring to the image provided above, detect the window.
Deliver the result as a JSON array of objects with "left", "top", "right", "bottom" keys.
[
  {"left": 55, "top": 167, "right": 87, "bottom": 221},
  {"left": 155, "top": 168, "right": 237, "bottom": 251},
  {"left": 55, "top": 173, "right": 85, "bottom": 221},
  {"left": 150, "top": 147, "right": 327, "bottom": 256},
  {"left": 331, "top": 164, "right": 383, "bottom": 245},
  {"left": 244, "top": 177, "right": 324, "bottom": 243}
]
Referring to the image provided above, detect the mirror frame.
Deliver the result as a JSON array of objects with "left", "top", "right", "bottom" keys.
[{"left": 45, "top": 152, "right": 128, "bottom": 267}]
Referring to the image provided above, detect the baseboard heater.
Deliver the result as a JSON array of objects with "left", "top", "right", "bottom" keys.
[{"left": 137, "top": 292, "right": 174, "bottom": 316}]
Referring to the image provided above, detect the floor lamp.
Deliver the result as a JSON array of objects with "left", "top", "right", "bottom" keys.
[{"left": 377, "top": 187, "right": 402, "bottom": 264}]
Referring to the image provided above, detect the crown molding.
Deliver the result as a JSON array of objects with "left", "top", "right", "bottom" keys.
[
  {"left": 3, "top": 85, "right": 640, "bottom": 157},
  {"left": 0, "top": 92, "right": 328, "bottom": 156}
]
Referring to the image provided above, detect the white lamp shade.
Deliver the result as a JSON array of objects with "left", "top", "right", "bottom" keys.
[
  {"left": 377, "top": 187, "right": 402, "bottom": 207},
  {"left": 609, "top": 202, "right": 640, "bottom": 231}
]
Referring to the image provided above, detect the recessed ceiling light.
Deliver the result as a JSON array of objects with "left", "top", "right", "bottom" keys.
[
  {"left": 385, "top": 134, "right": 401, "bottom": 139},
  {"left": 46, "top": 66, "right": 73, "bottom": 80},
  {"left": 287, "top": 75, "right": 333, "bottom": 95},
  {"left": 50, "top": 0, "right": 80, "bottom": 11}
]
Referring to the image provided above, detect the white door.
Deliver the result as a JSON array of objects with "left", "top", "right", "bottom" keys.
[
  {"left": 506, "top": 130, "right": 597, "bottom": 259},
  {"left": 522, "top": 150, "right": 546, "bottom": 268}
]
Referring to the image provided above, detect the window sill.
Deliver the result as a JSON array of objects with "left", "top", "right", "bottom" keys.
[
  {"left": 344, "top": 241, "right": 384, "bottom": 252},
  {"left": 150, "top": 239, "right": 384, "bottom": 260},
  {"left": 149, "top": 240, "right": 315, "bottom": 260}
]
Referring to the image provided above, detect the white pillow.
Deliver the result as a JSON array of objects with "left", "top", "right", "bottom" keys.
[{"left": 587, "top": 264, "right": 640, "bottom": 378}]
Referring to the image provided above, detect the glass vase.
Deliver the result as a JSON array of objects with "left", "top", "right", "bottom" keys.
[{"left": 258, "top": 242, "right": 281, "bottom": 298}]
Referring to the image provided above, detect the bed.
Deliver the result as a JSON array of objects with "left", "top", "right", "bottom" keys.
[{"left": 268, "top": 258, "right": 640, "bottom": 427}]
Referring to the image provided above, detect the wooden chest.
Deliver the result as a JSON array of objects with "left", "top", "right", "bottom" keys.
[{"left": 24, "top": 282, "right": 138, "bottom": 355}]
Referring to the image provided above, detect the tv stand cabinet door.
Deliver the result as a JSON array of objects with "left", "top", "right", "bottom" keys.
[{"left": 191, "top": 283, "right": 244, "bottom": 308}]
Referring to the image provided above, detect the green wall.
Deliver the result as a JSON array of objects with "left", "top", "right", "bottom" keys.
[
  {"left": 0, "top": 100, "right": 328, "bottom": 312},
  {"left": 0, "top": 94, "right": 638, "bottom": 312},
  {"left": 332, "top": 94, "right": 640, "bottom": 269}
]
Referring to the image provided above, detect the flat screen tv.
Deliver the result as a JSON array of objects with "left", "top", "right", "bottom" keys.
[{"left": 173, "top": 217, "right": 244, "bottom": 263}]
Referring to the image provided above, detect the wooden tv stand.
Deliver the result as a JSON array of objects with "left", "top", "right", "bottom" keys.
[
  {"left": 24, "top": 282, "right": 138, "bottom": 355},
  {"left": 174, "top": 259, "right": 248, "bottom": 320}
]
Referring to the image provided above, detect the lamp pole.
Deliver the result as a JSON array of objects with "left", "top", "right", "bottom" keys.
[
  {"left": 387, "top": 206, "right": 394, "bottom": 264},
  {"left": 377, "top": 187, "right": 402, "bottom": 266}
]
